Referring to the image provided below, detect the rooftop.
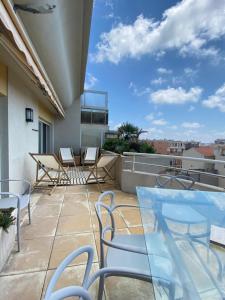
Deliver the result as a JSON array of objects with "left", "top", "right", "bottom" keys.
[{"left": 195, "top": 146, "right": 214, "bottom": 157}]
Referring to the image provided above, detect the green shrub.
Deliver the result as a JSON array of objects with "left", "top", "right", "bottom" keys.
[
  {"left": 139, "top": 142, "right": 155, "bottom": 154},
  {"left": 103, "top": 139, "right": 155, "bottom": 154},
  {"left": 0, "top": 208, "right": 15, "bottom": 233}
]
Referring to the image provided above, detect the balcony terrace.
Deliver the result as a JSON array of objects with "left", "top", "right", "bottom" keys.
[
  {"left": 0, "top": 182, "right": 154, "bottom": 300},
  {"left": 1, "top": 153, "right": 225, "bottom": 299}
]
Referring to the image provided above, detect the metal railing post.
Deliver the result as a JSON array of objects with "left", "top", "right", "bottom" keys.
[{"left": 132, "top": 155, "right": 135, "bottom": 173}]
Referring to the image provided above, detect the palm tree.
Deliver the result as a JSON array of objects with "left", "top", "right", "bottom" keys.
[{"left": 117, "top": 123, "right": 147, "bottom": 141}]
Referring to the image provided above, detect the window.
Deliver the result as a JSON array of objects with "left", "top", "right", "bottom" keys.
[
  {"left": 81, "top": 109, "right": 108, "bottom": 125},
  {"left": 38, "top": 120, "right": 51, "bottom": 153}
]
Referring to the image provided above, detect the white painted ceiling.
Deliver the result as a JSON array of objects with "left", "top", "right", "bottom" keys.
[{"left": 13, "top": 0, "right": 92, "bottom": 109}]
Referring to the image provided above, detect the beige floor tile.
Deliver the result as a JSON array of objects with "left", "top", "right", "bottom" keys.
[
  {"left": 37, "top": 194, "right": 64, "bottom": 204},
  {"left": 120, "top": 208, "right": 142, "bottom": 227},
  {"left": 42, "top": 264, "right": 99, "bottom": 300},
  {"left": 0, "top": 271, "right": 46, "bottom": 300},
  {"left": 49, "top": 233, "right": 98, "bottom": 269},
  {"left": 116, "top": 197, "right": 138, "bottom": 206},
  {"left": 56, "top": 214, "right": 92, "bottom": 235},
  {"left": 128, "top": 226, "right": 144, "bottom": 234},
  {"left": 2, "top": 237, "right": 53, "bottom": 275},
  {"left": 86, "top": 184, "right": 101, "bottom": 193},
  {"left": 32, "top": 203, "right": 61, "bottom": 218},
  {"left": 66, "top": 185, "right": 88, "bottom": 193},
  {"left": 61, "top": 199, "right": 89, "bottom": 216},
  {"left": 21, "top": 217, "right": 58, "bottom": 239},
  {"left": 104, "top": 277, "right": 154, "bottom": 300},
  {"left": 88, "top": 192, "right": 101, "bottom": 202},
  {"left": 91, "top": 210, "right": 127, "bottom": 231},
  {"left": 52, "top": 186, "right": 66, "bottom": 194},
  {"left": 64, "top": 193, "right": 87, "bottom": 201}
]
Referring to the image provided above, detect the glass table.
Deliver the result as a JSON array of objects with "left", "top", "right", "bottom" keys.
[{"left": 136, "top": 187, "right": 225, "bottom": 300}]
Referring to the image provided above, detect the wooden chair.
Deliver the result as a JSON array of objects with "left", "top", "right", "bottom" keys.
[
  {"left": 29, "top": 153, "right": 71, "bottom": 194},
  {"left": 86, "top": 154, "right": 118, "bottom": 192},
  {"left": 59, "top": 147, "right": 76, "bottom": 167}
]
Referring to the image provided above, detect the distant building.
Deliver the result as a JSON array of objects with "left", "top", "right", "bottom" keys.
[
  {"left": 167, "top": 141, "right": 199, "bottom": 156},
  {"left": 105, "top": 130, "right": 118, "bottom": 139},
  {"left": 148, "top": 140, "right": 170, "bottom": 155},
  {"left": 215, "top": 139, "right": 225, "bottom": 145},
  {"left": 214, "top": 145, "right": 225, "bottom": 188},
  {"left": 182, "top": 146, "right": 214, "bottom": 171}
]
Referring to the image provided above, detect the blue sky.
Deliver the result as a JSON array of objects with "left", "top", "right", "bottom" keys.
[{"left": 85, "top": 0, "right": 225, "bottom": 142}]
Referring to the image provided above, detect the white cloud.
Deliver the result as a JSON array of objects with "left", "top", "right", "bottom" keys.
[
  {"left": 145, "top": 113, "right": 154, "bottom": 121},
  {"left": 184, "top": 67, "right": 197, "bottom": 77},
  {"left": 202, "top": 83, "right": 225, "bottom": 112},
  {"left": 113, "top": 123, "right": 121, "bottom": 130},
  {"left": 181, "top": 122, "right": 203, "bottom": 129},
  {"left": 169, "top": 125, "right": 178, "bottom": 130},
  {"left": 145, "top": 112, "right": 163, "bottom": 122},
  {"left": 152, "top": 118, "right": 167, "bottom": 126},
  {"left": 150, "top": 86, "right": 202, "bottom": 105},
  {"left": 157, "top": 68, "right": 172, "bottom": 75},
  {"left": 84, "top": 73, "right": 98, "bottom": 89},
  {"left": 145, "top": 127, "right": 164, "bottom": 136},
  {"left": 151, "top": 77, "right": 167, "bottom": 85},
  {"left": 92, "top": 0, "right": 225, "bottom": 63},
  {"left": 129, "top": 81, "right": 151, "bottom": 96}
]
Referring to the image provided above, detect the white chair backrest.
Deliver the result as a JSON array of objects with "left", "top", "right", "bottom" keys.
[
  {"left": 33, "top": 154, "right": 60, "bottom": 170},
  {"left": 60, "top": 148, "right": 73, "bottom": 161},
  {"left": 85, "top": 147, "right": 98, "bottom": 161},
  {"left": 97, "top": 155, "right": 117, "bottom": 168}
]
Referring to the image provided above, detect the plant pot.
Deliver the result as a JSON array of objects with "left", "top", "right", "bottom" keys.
[{"left": 0, "top": 216, "right": 16, "bottom": 272}]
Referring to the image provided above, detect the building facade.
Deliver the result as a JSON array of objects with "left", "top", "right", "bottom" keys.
[{"left": 0, "top": 0, "right": 93, "bottom": 191}]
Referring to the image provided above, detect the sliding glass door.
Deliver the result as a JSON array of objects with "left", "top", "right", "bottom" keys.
[{"left": 38, "top": 120, "right": 51, "bottom": 153}]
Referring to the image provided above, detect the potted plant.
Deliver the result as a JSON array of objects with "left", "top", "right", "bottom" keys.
[{"left": 0, "top": 208, "right": 16, "bottom": 271}]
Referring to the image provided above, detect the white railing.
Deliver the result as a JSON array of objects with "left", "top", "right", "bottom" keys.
[{"left": 122, "top": 152, "right": 225, "bottom": 186}]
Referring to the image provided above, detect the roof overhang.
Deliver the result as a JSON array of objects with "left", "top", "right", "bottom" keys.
[
  {"left": 0, "top": 0, "right": 65, "bottom": 117},
  {"left": 12, "top": 0, "right": 93, "bottom": 109}
]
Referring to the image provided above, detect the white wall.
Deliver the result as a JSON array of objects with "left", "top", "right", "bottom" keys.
[
  {"left": 0, "top": 96, "right": 8, "bottom": 191},
  {"left": 7, "top": 69, "right": 39, "bottom": 192},
  {"left": 54, "top": 98, "right": 81, "bottom": 154},
  {"left": 182, "top": 148, "right": 205, "bottom": 170}
]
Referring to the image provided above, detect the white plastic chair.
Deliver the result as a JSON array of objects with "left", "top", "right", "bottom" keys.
[
  {"left": 95, "top": 191, "right": 175, "bottom": 299},
  {"left": 45, "top": 245, "right": 174, "bottom": 300},
  {"left": 0, "top": 179, "right": 31, "bottom": 251}
]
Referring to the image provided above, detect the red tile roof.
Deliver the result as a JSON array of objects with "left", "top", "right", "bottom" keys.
[{"left": 195, "top": 146, "right": 214, "bottom": 157}]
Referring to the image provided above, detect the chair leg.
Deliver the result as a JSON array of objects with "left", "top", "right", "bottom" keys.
[
  {"left": 98, "top": 275, "right": 105, "bottom": 300},
  {"left": 28, "top": 202, "right": 31, "bottom": 225},
  {"left": 17, "top": 214, "right": 20, "bottom": 252}
]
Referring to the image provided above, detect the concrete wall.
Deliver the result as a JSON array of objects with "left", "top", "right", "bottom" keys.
[
  {"left": 214, "top": 154, "right": 225, "bottom": 188},
  {"left": 121, "top": 170, "right": 224, "bottom": 195},
  {"left": 54, "top": 98, "right": 81, "bottom": 155},
  {"left": 123, "top": 156, "right": 172, "bottom": 174}
]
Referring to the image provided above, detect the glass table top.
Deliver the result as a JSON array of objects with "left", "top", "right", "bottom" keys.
[{"left": 136, "top": 187, "right": 225, "bottom": 300}]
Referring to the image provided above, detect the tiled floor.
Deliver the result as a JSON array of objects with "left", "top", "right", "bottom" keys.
[{"left": 0, "top": 183, "right": 153, "bottom": 300}]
